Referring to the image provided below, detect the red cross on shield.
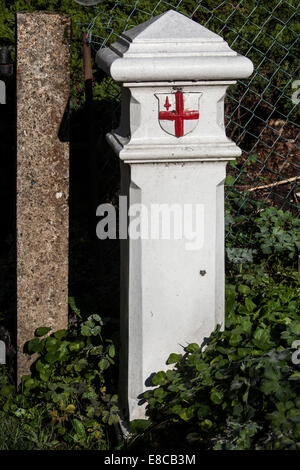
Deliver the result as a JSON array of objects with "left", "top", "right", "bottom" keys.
[{"left": 155, "top": 91, "right": 201, "bottom": 138}]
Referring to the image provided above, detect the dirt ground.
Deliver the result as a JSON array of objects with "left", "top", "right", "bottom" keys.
[{"left": 226, "top": 97, "right": 300, "bottom": 212}]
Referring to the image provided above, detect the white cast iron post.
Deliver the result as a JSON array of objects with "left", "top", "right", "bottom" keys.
[{"left": 96, "top": 10, "right": 253, "bottom": 421}]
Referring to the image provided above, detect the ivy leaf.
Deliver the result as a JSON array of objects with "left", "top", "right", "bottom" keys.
[
  {"left": 245, "top": 298, "right": 256, "bottom": 312},
  {"left": 44, "top": 350, "right": 60, "bottom": 364},
  {"left": 69, "top": 340, "right": 84, "bottom": 352},
  {"left": 238, "top": 284, "right": 251, "bottom": 295},
  {"left": 230, "top": 375, "right": 244, "bottom": 391},
  {"left": 210, "top": 389, "right": 224, "bottom": 405},
  {"left": 27, "top": 338, "right": 43, "bottom": 354},
  {"left": 225, "top": 175, "right": 235, "bottom": 186},
  {"left": 108, "top": 345, "right": 115, "bottom": 358},
  {"left": 290, "top": 321, "right": 300, "bottom": 336},
  {"left": 197, "top": 404, "right": 211, "bottom": 418},
  {"left": 54, "top": 329, "right": 67, "bottom": 340},
  {"left": 45, "top": 337, "right": 59, "bottom": 352},
  {"left": 36, "top": 360, "right": 51, "bottom": 381},
  {"left": 252, "top": 328, "right": 273, "bottom": 350},
  {"left": 98, "top": 358, "right": 110, "bottom": 371},
  {"left": 68, "top": 297, "right": 81, "bottom": 318},
  {"left": 89, "top": 314, "right": 102, "bottom": 324},
  {"left": 35, "top": 327, "right": 51, "bottom": 337},
  {"left": 185, "top": 343, "right": 199, "bottom": 353},
  {"left": 130, "top": 419, "right": 151, "bottom": 435},
  {"left": 152, "top": 371, "right": 168, "bottom": 386},
  {"left": 72, "top": 419, "right": 86, "bottom": 438},
  {"left": 229, "top": 333, "right": 243, "bottom": 346},
  {"left": 178, "top": 407, "right": 195, "bottom": 421},
  {"left": 167, "top": 353, "right": 182, "bottom": 364},
  {"left": 289, "top": 372, "right": 300, "bottom": 381}
]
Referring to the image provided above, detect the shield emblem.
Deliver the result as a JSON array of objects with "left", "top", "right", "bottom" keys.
[{"left": 155, "top": 91, "right": 201, "bottom": 138}]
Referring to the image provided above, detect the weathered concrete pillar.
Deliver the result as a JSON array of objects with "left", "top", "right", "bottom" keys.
[
  {"left": 16, "top": 12, "right": 70, "bottom": 380},
  {"left": 96, "top": 10, "right": 253, "bottom": 421}
]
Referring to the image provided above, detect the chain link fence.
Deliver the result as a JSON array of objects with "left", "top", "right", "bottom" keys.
[{"left": 80, "top": 0, "right": 300, "bottom": 219}]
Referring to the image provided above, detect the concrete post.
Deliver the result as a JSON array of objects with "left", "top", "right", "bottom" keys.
[
  {"left": 96, "top": 10, "right": 253, "bottom": 421},
  {"left": 16, "top": 12, "right": 70, "bottom": 380}
]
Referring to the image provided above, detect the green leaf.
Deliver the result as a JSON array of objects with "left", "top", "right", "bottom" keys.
[
  {"left": 54, "top": 329, "right": 67, "bottom": 340},
  {"left": 81, "top": 325, "right": 92, "bottom": 336},
  {"left": 108, "top": 344, "right": 115, "bottom": 358},
  {"left": 252, "top": 328, "right": 273, "bottom": 350},
  {"left": 44, "top": 350, "right": 60, "bottom": 364},
  {"left": 90, "top": 326, "right": 101, "bottom": 336},
  {"left": 197, "top": 404, "right": 211, "bottom": 418},
  {"left": 290, "top": 321, "right": 300, "bottom": 335},
  {"left": 152, "top": 371, "right": 168, "bottom": 386},
  {"left": 35, "top": 327, "right": 51, "bottom": 337},
  {"left": 89, "top": 314, "right": 102, "bottom": 323},
  {"left": 289, "top": 372, "right": 300, "bottom": 381},
  {"left": 229, "top": 333, "right": 243, "bottom": 346},
  {"left": 245, "top": 298, "right": 256, "bottom": 312},
  {"left": 98, "top": 358, "right": 110, "bottom": 371},
  {"left": 239, "top": 318, "right": 252, "bottom": 335},
  {"left": 69, "top": 340, "right": 85, "bottom": 352},
  {"left": 230, "top": 375, "right": 244, "bottom": 391},
  {"left": 130, "top": 419, "right": 151, "bottom": 435},
  {"left": 27, "top": 338, "right": 43, "bottom": 354},
  {"left": 225, "top": 175, "right": 235, "bottom": 186},
  {"left": 238, "top": 285, "right": 251, "bottom": 295},
  {"left": 68, "top": 297, "right": 81, "bottom": 318},
  {"left": 21, "top": 376, "right": 35, "bottom": 391},
  {"left": 200, "top": 419, "right": 213, "bottom": 430},
  {"left": 178, "top": 407, "right": 195, "bottom": 421},
  {"left": 225, "top": 284, "right": 237, "bottom": 314},
  {"left": 57, "top": 341, "right": 70, "bottom": 361},
  {"left": 264, "top": 366, "right": 281, "bottom": 382},
  {"left": 185, "top": 343, "right": 199, "bottom": 353},
  {"left": 72, "top": 419, "right": 86, "bottom": 438},
  {"left": 210, "top": 389, "right": 224, "bottom": 405},
  {"left": 167, "top": 353, "right": 182, "bottom": 364},
  {"left": 237, "top": 347, "right": 251, "bottom": 358},
  {"left": 35, "top": 360, "right": 51, "bottom": 381},
  {"left": 154, "top": 387, "right": 166, "bottom": 401},
  {"left": 45, "top": 337, "right": 58, "bottom": 352}
]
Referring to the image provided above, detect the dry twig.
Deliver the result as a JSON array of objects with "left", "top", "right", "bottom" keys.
[{"left": 248, "top": 175, "right": 300, "bottom": 192}]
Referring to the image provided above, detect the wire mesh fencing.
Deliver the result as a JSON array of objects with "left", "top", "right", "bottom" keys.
[{"left": 81, "top": 0, "right": 300, "bottom": 219}]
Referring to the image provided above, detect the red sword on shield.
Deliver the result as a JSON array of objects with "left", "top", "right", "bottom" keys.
[{"left": 159, "top": 91, "right": 199, "bottom": 138}]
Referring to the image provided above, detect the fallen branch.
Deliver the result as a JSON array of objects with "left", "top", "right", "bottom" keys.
[{"left": 248, "top": 175, "right": 300, "bottom": 192}]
